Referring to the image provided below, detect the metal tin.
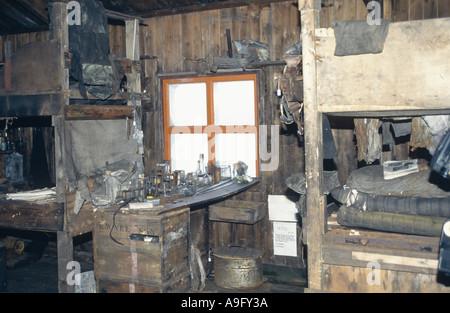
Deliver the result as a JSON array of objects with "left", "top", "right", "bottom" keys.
[{"left": 213, "top": 244, "right": 263, "bottom": 290}]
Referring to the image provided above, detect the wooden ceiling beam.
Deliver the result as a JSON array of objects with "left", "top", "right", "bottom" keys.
[
  {"left": 0, "top": 25, "right": 49, "bottom": 36},
  {"left": 137, "top": 0, "right": 296, "bottom": 18}
]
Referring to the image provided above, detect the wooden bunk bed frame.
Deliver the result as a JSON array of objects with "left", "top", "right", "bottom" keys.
[
  {"left": 0, "top": 3, "right": 146, "bottom": 292},
  {"left": 300, "top": 0, "right": 450, "bottom": 292}
]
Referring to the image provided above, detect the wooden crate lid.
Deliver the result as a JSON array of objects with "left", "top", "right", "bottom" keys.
[{"left": 209, "top": 200, "right": 267, "bottom": 224}]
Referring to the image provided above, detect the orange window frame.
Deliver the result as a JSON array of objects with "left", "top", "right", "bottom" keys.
[{"left": 162, "top": 73, "right": 259, "bottom": 176}]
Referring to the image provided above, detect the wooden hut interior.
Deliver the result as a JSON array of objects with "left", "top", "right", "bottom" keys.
[{"left": 0, "top": 0, "right": 450, "bottom": 294}]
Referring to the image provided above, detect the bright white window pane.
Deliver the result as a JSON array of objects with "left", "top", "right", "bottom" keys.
[
  {"left": 215, "top": 133, "right": 256, "bottom": 177},
  {"left": 169, "top": 83, "right": 207, "bottom": 126},
  {"left": 214, "top": 81, "right": 255, "bottom": 126},
  {"left": 170, "top": 133, "right": 208, "bottom": 173}
]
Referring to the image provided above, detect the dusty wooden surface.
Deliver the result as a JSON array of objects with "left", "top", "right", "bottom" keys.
[
  {"left": 0, "top": 40, "right": 62, "bottom": 96},
  {"left": 64, "top": 105, "right": 134, "bottom": 120},
  {"left": 301, "top": 1, "right": 324, "bottom": 290},
  {"left": 323, "top": 263, "right": 450, "bottom": 293},
  {"left": 93, "top": 207, "right": 190, "bottom": 292},
  {"left": 162, "top": 179, "right": 261, "bottom": 213},
  {"left": 316, "top": 18, "right": 450, "bottom": 115},
  {"left": 0, "top": 199, "right": 63, "bottom": 232},
  {"left": 209, "top": 199, "right": 267, "bottom": 224},
  {"left": 323, "top": 227, "right": 440, "bottom": 254}
]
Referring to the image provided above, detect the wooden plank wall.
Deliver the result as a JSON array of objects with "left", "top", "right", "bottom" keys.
[
  {"left": 0, "top": 31, "right": 50, "bottom": 63},
  {"left": 1, "top": 0, "right": 449, "bottom": 269},
  {"left": 131, "top": 2, "right": 307, "bottom": 267},
  {"left": 394, "top": 0, "right": 450, "bottom": 21}
]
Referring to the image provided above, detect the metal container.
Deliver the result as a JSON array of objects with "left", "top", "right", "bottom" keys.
[{"left": 213, "top": 244, "right": 263, "bottom": 290}]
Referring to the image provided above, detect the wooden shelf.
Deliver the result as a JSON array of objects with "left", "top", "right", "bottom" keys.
[
  {"left": 64, "top": 105, "right": 135, "bottom": 120},
  {"left": 64, "top": 89, "right": 149, "bottom": 101},
  {"left": 0, "top": 199, "right": 64, "bottom": 232}
]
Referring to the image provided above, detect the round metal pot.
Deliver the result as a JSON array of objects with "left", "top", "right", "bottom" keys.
[{"left": 212, "top": 244, "right": 263, "bottom": 290}]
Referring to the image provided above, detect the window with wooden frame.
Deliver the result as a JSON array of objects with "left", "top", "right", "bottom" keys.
[{"left": 162, "top": 73, "right": 259, "bottom": 177}]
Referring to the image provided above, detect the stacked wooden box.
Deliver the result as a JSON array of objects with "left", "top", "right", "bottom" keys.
[
  {"left": 93, "top": 206, "right": 190, "bottom": 293},
  {"left": 209, "top": 200, "right": 266, "bottom": 225},
  {"left": 209, "top": 200, "right": 267, "bottom": 250}
]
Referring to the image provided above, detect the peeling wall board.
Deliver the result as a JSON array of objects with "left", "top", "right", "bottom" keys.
[
  {"left": 323, "top": 263, "right": 450, "bottom": 293},
  {"left": 268, "top": 194, "right": 299, "bottom": 222},
  {"left": 93, "top": 207, "right": 190, "bottom": 293}
]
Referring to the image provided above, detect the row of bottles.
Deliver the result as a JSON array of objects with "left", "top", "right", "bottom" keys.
[{"left": 0, "top": 127, "right": 23, "bottom": 151}]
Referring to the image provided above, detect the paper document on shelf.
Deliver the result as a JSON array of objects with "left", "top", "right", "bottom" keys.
[
  {"left": 273, "top": 221, "right": 297, "bottom": 257},
  {"left": 383, "top": 159, "right": 419, "bottom": 180}
]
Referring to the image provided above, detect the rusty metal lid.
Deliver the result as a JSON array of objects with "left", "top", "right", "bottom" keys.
[{"left": 213, "top": 244, "right": 263, "bottom": 260}]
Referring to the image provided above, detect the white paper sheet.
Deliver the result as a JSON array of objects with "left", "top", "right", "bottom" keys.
[
  {"left": 268, "top": 195, "right": 298, "bottom": 222},
  {"left": 273, "top": 221, "right": 297, "bottom": 257}
]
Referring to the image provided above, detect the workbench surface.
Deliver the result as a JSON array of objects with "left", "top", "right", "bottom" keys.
[{"left": 162, "top": 178, "right": 261, "bottom": 213}]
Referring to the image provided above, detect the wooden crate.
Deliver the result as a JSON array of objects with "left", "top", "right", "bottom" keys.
[
  {"left": 209, "top": 200, "right": 266, "bottom": 224},
  {"left": 93, "top": 206, "right": 190, "bottom": 293}
]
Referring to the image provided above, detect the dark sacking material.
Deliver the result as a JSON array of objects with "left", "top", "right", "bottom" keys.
[{"left": 49, "top": 0, "right": 124, "bottom": 100}]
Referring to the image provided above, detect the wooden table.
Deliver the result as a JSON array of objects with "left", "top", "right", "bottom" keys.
[{"left": 162, "top": 178, "right": 261, "bottom": 213}]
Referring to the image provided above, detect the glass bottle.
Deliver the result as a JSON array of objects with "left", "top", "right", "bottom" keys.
[
  {"left": 18, "top": 127, "right": 23, "bottom": 150},
  {"left": 115, "top": 184, "right": 123, "bottom": 202},
  {"left": 196, "top": 154, "right": 205, "bottom": 176},
  {"left": 1, "top": 137, "right": 6, "bottom": 151},
  {"left": 196, "top": 160, "right": 201, "bottom": 176}
]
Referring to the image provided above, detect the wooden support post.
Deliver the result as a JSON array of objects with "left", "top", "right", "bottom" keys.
[
  {"left": 50, "top": 2, "right": 68, "bottom": 204},
  {"left": 51, "top": 3, "right": 74, "bottom": 293},
  {"left": 126, "top": 19, "right": 141, "bottom": 107},
  {"left": 226, "top": 29, "right": 233, "bottom": 58},
  {"left": 57, "top": 231, "right": 74, "bottom": 293},
  {"left": 300, "top": 0, "right": 324, "bottom": 291},
  {"left": 4, "top": 41, "right": 12, "bottom": 91},
  {"left": 50, "top": 2, "right": 69, "bottom": 96},
  {"left": 53, "top": 115, "right": 65, "bottom": 204}
]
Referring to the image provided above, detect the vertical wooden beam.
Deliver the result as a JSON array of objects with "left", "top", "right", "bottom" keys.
[
  {"left": 4, "top": 41, "right": 12, "bottom": 91},
  {"left": 300, "top": 0, "right": 325, "bottom": 291},
  {"left": 57, "top": 231, "right": 75, "bottom": 293},
  {"left": 383, "top": 0, "right": 393, "bottom": 20},
  {"left": 126, "top": 19, "right": 141, "bottom": 106},
  {"left": 172, "top": 14, "right": 182, "bottom": 72},
  {"left": 50, "top": 2, "right": 68, "bottom": 206},
  {"left": 53, "top": 115, "right": 65, "bottom": 205},
  {"left": 0, "top": 36, "right": 3, "bottom": 63},
  {"left": 126, "top": 19, "right": 140, "bottom": 61},
  {"left": 50, "top": 2, "right": 69, "bottom": 93},
  {"left": 51, "top": 3, "right": 73, "bottom": 293}
]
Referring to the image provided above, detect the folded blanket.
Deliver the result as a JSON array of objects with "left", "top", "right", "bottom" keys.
[
  {"left": 331, "top": 185, "right": 450, "bottom": 218},
  {"left": 337, "top": 205, "right": 447, "bottom": 237}
]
